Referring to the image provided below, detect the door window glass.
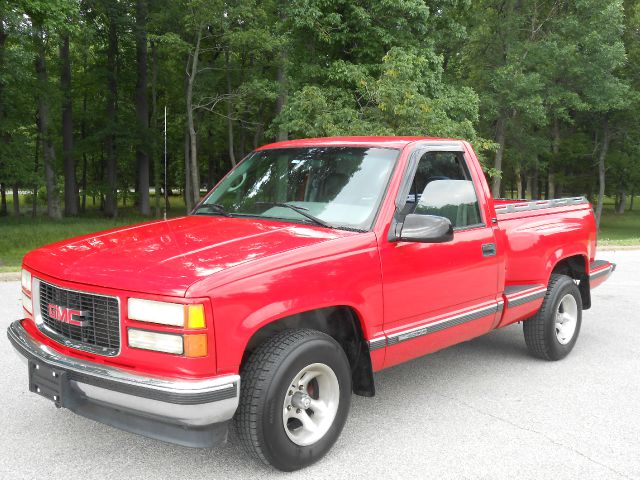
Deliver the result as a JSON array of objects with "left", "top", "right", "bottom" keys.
[{"left": 403, "top": 152, "right": 482, "bottom": 228}]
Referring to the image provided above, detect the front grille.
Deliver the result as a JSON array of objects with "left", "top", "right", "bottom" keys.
[{"left": 38, "top": 281, "right": 120, "bottom": 355}]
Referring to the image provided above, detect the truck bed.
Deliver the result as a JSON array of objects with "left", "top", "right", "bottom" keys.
[{"left": 493, "top": 196, "right": 598, "bottom": 327}]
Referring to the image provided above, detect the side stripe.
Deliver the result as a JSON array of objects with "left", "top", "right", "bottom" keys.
[
  {"left": 368, "top": 303, "right": 499, "bottom": 350},
  {"left": 506, "top": 288, "right": 547, "bottom": 307}
]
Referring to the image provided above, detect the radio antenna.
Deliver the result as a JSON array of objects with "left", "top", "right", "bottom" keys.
[{"left": 163, "top": 105, "right": 168, "bottom": 220}]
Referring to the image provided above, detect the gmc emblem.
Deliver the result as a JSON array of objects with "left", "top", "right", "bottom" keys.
[{"left": 47, "top": 304, "right": 91, "bottom": 327}]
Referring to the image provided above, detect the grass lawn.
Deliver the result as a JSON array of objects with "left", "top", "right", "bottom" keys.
[
  {"left": 0, "top": 196, "right": 638, "bottom": 272},
  {"left": 597, "top": 200, "right": 640, "bottom": 246}
]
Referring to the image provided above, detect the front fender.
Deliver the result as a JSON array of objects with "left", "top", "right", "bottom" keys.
[{"left": 201, "top": 233, "right": 385, "bottom": 374}]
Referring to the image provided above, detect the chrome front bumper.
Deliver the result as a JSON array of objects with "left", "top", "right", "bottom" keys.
[{"left": 7, "top": 320, "right": 240, "bottom": 447}]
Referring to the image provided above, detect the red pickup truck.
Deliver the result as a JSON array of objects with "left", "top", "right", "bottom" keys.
[{"left": 8, "top": 136, "right": 614, "bottom": 471}]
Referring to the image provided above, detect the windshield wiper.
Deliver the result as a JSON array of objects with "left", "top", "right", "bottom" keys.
[
  {"left": 194, "top": 203, "right": 231, "bottom": 217},
  {"left": 256, "top": 202, "right": 332, "bottom": 228}
]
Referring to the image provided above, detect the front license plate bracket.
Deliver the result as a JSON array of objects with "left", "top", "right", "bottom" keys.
[{"left": 28, "top": 361, "right": 69, "bottom": 408}]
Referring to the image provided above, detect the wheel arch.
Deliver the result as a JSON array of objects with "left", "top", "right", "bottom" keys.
[
  {"left": 239, "top": 305, "right": 375, "bottom": 397},
  {"left": 549, "top": 253, "right": 591, "bottom": 309}
]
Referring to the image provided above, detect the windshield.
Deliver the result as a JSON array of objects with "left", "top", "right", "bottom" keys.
[{"left": 195, "top": 147, "right": 399, "bottom": 231}]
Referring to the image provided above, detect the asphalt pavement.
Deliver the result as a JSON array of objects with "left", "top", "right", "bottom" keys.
[{"left": 1, "top": 250, "right": 638, "bottom": 479}]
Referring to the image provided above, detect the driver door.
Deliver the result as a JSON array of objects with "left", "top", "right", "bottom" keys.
[{"left": 379, "top": 147, "right": 500, "bottom": 368}]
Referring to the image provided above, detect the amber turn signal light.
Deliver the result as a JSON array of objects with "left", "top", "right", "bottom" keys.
[
  {"left": 184, "top": 304, "right": 206, "bottom": 329},
  {"left": 184, "top": 334, "right": 208, "bottom": 357}
]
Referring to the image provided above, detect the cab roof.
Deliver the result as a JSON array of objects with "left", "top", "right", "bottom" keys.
[{"left": 256, "top": 136, "right": 461, "bottom": 151}]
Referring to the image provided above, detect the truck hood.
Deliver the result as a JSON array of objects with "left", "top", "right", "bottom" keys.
[{"left": 24, "top": 216, "right": 355, "bottom": 297}]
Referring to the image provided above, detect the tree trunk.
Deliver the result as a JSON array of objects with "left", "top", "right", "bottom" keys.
[
  {"left": 549, "top": 117, "right": 560, "bottom": 199},
  {"left": 32, "top": 125, "right": 39, "bottom": 218},
  {"left": 185, "top": 27, "right": 202, "bottom": 210},
  {"left": 253, "top": 107, "right": 265, "bottom": 148},
  {"left": 34, "top": 27, "right": 61, "bottom": 219},
  {"left": 104, "top": 14, "right": 119, "bottom": 217},
  {"left": 630, "top": 191, "right": 634, "bottom": 211},
  {"left": 515, "top": 163, "right": 523, "bottom": 199},
  {"left": 225, "top": 48, "right": 236, "bottom": 168},
  {"left": 0, "top": 18, "right": 8, "bottom": 202},
  {"left": 12, "top": 183, "right": 19, "bottom": 215},
  {"left": 60, "top": 33, "right": 78, "bottom": 216},
  {"left": 595, "top": 117, "right": 610, "bottom": 228},
  {"left": 151, "top": 39, "right": 161, "bottom": 217},
  {"left": 275, "top": 48, "right": 288, "bottom": 141},
  {"left": 0, "top": 183, "right": 6, "bottom": 216},
  {"left": 525, "top": 175, "right": 532, "bottom": 200},
  {"left": 491, "top": 115, "right": 506, "bottom": 198},
  {"left": 547, "top": 177, "right": 555, "bottom": 199},
  {"left": 135, "top": 0, "right": 150, "bottom": 215},
  {"left": 98, "top": 149, "right": 104, "bottom": 210},
  {"left": 207, "top": 129, "right": 215, "bottom": 190},
  {"left": 81, "top": 92, "right": 87, "bottom": 212},
  {"left": 184, "top": 128, "right": 192, "bottom": 210},
  {"left": 237, "top": 52, "right": 249, "bottom": 160},
  {"left": 616, "top": 188, "right": 626, "bottom": 214},
  {"left": 532, "top": 163, "right": 539, "bottom": 199}
]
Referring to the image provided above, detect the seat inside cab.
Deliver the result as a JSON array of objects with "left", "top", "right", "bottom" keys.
[{"left": 402, "top": 151, "right": 482, "bottom": 228}]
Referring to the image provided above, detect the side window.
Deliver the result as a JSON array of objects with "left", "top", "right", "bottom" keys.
[{"left": 403, "top": 152, "right": 483, "bottom": 228}]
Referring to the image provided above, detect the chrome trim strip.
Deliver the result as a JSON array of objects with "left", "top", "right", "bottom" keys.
[
  {"left": 590, "top": 265, "right": 613, "bottom": 280},
  {"left": 386, "top": 304, "right": 498, "bottom": 346},
  {"left": 505, "top": 288, "right": 547, "bottom": 308},
  {"left": 33, "top": 278, "right": 122, "bottom": 357},
  {"left": 410, "top": 141, "right": 466, "bottom": 152},
  {"left": 497, "top": 300, "right": 504, "bottom": 312},
  {"left": 368, "top": 337, "right": 387, "bottom": 351},
  {"left": 495, "top": 196, "right": 588, "bottom": 215}
]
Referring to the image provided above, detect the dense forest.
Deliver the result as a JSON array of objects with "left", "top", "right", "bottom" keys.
[{"left": 0, "top": 0, "right": 638, "bottom": 227}]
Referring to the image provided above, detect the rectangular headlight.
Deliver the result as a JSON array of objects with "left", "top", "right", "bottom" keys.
[
  {"left": 128, "top": 298, "right": 186, "bottom": 327},
  {"left": 127, "top": 298, "right": 206, "bottom": 329},
  {"left": 22, "top": 292, "right": 33, "bottom": 314},
  {"left": 128, "top": 328, "right": 184, "bottom": 354},
  {"left": 21, "top": 269, "right": 32, "bottom": 293}
]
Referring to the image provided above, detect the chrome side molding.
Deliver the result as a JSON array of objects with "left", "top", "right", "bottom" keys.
[{"left": 368, "top": 302, "right": 500, "bottom": 350}]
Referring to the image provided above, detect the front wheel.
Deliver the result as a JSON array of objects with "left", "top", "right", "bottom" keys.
[
  {"left": 523, "top": 274, "right": 583, "bottom": 361},
  {"left": 233, "top": 329, "right": 352, "bottom": 471}
]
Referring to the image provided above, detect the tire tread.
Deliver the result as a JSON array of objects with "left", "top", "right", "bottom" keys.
[
  {"left": 523, "top": 274, "right": 578, "bottom": 360},
  {"left": 233, "top": 328, "right": 336, "bottom": 467}
]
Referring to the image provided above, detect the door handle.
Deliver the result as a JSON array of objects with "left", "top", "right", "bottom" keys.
[{"left": 482, "top": 243, "right": 496, "bottom": 257}]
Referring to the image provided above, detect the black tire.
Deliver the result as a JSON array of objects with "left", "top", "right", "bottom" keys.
[
  {"left": 523, "top": 274, "right": 583, "bottom": 361},
  {"left": 233, "top": 329, "right": 352, "bottom": 471}
]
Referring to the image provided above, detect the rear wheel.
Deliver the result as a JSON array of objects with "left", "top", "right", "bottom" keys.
[
  {"left": 523, "top": 274, "right": 582, "bottom": 361},
  {"left": 234, "top": 329, "right": 352, "bottom": 471}
]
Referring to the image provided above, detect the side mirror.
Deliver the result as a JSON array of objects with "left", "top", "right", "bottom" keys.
[{"left": 398, "top": 214, "right": 453, "bottom": 243}]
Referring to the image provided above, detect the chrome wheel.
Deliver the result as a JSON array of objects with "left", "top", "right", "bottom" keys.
[
  {"left": 282, "top": 362, "right": 340, "bottom": 446},
  {"left": 555, "top": 294, "right": 578, "bottom": 345}
]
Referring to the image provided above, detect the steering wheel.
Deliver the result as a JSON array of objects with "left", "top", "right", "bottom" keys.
[{"left": 228, "top": 172, "right": 247, "bottom": 192}]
